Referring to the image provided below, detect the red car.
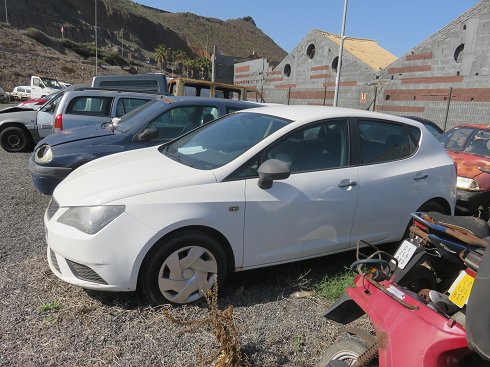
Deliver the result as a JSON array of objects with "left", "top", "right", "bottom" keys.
[
  {"left": 17, "top": 91, "right": 62, "bottom": 109},
  {"left": 17, "top": 97, "right": 48, "bottom": 108},
  {"left": 438, "top": 124, "right": 490, "bottom": 216}
]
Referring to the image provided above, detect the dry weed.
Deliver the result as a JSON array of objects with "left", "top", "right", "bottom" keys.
[{"left": 161, "top": 282, "right": 249, "bottom": 367}]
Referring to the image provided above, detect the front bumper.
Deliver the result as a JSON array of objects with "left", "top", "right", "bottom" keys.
[
  {"left": 45, "top": 204, "right": 156, "bottom": 292},
  {"left": 456, "top": 189, "right": 490, "bottom": 214},
  {"left": 29, "top": 157, "right": 72, "bottom": 195}
]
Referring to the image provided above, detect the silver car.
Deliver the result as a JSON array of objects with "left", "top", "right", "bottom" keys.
[{"left": 0, "top": 92, "right": 63, "bottom": 152}]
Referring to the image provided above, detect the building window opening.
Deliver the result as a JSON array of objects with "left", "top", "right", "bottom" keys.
[
  {"left": 306, "top": 43, "right": 316, "bottom": 59},
  {"left": 454, "top": 44, "right": 464, "bottom": 63},
  {"left": 332, "top": 57, "right": 339, "bottom": 73},
  {"left": 283, "top": 63, "right": 291, "bottom": 77}
]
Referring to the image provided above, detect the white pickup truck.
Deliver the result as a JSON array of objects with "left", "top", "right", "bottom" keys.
[{"left": 30, "top": 76, "right": 68, "bottom": 99}]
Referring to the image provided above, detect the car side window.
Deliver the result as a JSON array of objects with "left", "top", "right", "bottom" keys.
[
  {"left": 264, "top": 119, "right": 349, "bottom": 173},
  {"left": 115, "top": 98, "right": 151, "bottom": 117},
  {"left": 228, "top": 119, "right": 349, "bottom": 179},
  {"left": 40, "top": 93, "right": 63, "bottom": 113},
  {"left": 146, "top": 106, "right": 219, "bottom": 141},
  {"left": 358, "top": 119, "right": 411, "bottom": 164},
  {"left": 66, "top": 96, "right": 112, "bottom": 116}
]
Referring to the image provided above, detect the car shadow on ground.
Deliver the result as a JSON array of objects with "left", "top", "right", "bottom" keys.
[{"left": 86, "top": 242, "right": 400, "bottom": 309}]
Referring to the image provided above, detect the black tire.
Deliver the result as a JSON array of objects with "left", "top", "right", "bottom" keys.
[
  {"left": 0, "top": 126, "right": 33, "bottom": 152},
  {"left": 140, "top": 230, "right": 228, "bottom": 305},
  {"left": 318, "top": 339, "right": 369, "bottom": 367},
  {"left": 403, "top": 200, "right": 446, "bottom": 238},
  {"left": 417, "top": 201, "right": 446, "bottom": 214}
]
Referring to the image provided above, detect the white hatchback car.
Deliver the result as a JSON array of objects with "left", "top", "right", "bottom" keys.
[{"left": 44, "top": 106, "right": 456, "bottom": 305}]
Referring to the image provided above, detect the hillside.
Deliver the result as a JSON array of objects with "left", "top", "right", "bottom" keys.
[
  {"left": 0, "top": 23, "right": 139, "bottom": 91},
  {"left": 0, "top": 0, "right": 286, "bottom": 63}
]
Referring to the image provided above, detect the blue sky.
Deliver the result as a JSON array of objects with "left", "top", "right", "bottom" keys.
[{"left": 135, "top": 1, "right": 479, "bottom": 57}]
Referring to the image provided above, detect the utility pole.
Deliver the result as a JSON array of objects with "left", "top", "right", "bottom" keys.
[
  {"left": 120, "top": 28, "right": 124, "bottom": 57},
  {"left": 333, "top": 0, "right": 348, "bottom": 107},
  {"left": 211, "top": 45, "right": 216, "bottom": 82},
  {"left": 95, "top": 0, "right": 98, "bottom": 76},
  {"left": 4, "top": 0, "right": 8, "bottom": 25}
]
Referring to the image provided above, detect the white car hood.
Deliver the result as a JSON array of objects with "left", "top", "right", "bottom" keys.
[{"left": 54, "top": 146, "right": 217, "bottom": 206}]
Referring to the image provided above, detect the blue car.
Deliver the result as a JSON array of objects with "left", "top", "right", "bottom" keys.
[{"left": 29, "top": 96, "right": 260, "bottom": 194}]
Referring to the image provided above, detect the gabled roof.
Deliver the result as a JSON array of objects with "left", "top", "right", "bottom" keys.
[
  {"left": 412, "top": 0, "right": 489, "bottom": 53},
  {"left": 318, "top": 30, "right": 397, "bottom": 71}
]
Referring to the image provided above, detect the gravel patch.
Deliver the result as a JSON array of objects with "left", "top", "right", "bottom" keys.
[{"left": 0, "top": 149, "right": 372, "bottom": 367}]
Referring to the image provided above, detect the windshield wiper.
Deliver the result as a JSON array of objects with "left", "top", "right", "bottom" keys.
[{"left": 162, "top": 147, "right": 193, "bottom": 167}]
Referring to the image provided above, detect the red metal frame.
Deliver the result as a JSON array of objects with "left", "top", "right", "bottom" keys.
[{"left": 348, "top": 275, "right": 468, "bottom": 367}]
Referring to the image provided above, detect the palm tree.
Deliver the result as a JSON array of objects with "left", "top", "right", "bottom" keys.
[
  {"left": 182, "top": 58, "right": 193, "bottom": 78},
  {"left": 196, "top": 57, "right": 212, "bottom": 80},
  {"left": 172, "top": 50, "right": 187, "bottom": 75},
  {"left": 153, "top": 45, "right": 170, "bottom": 71}
]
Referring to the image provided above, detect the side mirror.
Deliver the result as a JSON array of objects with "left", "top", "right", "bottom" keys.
[
  {"left": 111, "top": 117, "right": 121, "bottom": 125},
  {"left": 135, "top": 127, "right": 159, "bottom": 142},
  {"left": 257, "top": 159, "right": 290, "bottom": 189}
]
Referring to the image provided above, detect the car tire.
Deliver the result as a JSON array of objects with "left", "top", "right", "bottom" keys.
[
  {"left": 418, "top": 201, "right": 446, "bottom": 214},
  {"left": 0, "top": 126, "right": 33, "bottom": 153},
  {"left": 140, "top": 230, "right": 227, "bottom": 305},
  {"left": 317, "top": 339, "right": 369, "bottom": 367}
]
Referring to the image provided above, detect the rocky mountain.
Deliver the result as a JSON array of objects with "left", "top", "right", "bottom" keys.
[
  {"left": 0, "top": 0, "right": 286, "bottom": 62},
  {"left": 0, "top": 0, "right": 287, "bottom": 91}
]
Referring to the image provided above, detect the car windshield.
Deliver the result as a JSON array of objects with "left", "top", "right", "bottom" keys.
[
  {"left": 161, "top": 112, "right": 291, "bottom": 170},
  {"left": 42, "top": 77, "right": 62, "bottom": 89},
  {"left": 463, "top": 130, "right": 490, "bottom": 158},
  {"left": 115, "top": 99, "right": 165, "bottom": 132},
  {"left": 439, "top": 127, "right": 490, "bottom": 158}
]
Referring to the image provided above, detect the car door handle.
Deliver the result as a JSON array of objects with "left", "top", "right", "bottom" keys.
[
  {"left": 338, "top": 179, "right": 357, "bottom": 188},
  {"left": 414, "top": 174, "right": 428, "bottom": 181}
]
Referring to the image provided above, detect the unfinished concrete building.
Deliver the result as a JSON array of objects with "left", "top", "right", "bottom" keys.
[
  {"left": 234, "top": 29, "right": 396, "bottom": 108},
  {"left": 235, "top": 1, "right": 490, "bottom": 129},
  {"left": 376, "top": 0, "right": 490, "bottom": 129}
]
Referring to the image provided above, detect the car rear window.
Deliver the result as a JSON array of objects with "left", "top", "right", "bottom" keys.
[{"left": 66, "top": 96, "right": 113, "bottom": 116}]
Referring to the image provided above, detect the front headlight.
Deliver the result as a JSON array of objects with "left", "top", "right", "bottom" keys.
[
  {"left": 58, "top": 205, "right": 125, "bottom": 234},
  {"left": 456, "top": 176, "right": 480, "bottom": 191},
  {"left": 34, "top": 145, "right": 53, "bottom": 163}
]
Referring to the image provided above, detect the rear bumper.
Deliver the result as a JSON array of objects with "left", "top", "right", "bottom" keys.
[{"left": 456, "top": 189, "right": 490, "bottom": 214}]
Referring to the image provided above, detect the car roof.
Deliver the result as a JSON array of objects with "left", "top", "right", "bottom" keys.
[
  {"left": 236, "top": 105, "right": 424, "bottom": 126},
  {"left": 159, "top": 95, "right": 261, "bottom": 107},
  {"left": 403, "top": 116, "right": 444, "bottom": 134},
  {"left": 451, "top": 124, "right": 490, "bottom": 130},
  {"left": 64, "top": 89, "right": 161, "bottom": 98}
]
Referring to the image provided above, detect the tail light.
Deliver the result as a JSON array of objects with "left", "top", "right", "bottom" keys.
[{"left": 54, "top": 114, "right": 63, "bottom": 132}]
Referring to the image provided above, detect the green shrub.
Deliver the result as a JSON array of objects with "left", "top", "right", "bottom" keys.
[{"left": 314, "top": 268, "right": 356, "bottom": 301}]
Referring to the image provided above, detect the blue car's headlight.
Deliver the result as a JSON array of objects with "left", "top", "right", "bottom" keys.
[
  {"left": 34, "top": 145, "right": 53, "bottom": 164},
  {"left": 58, "top": 205, "right": 125, "bottom": 234}
]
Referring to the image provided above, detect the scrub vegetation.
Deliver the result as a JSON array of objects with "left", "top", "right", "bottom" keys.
[
  {"left": 162, "top": 283, "right": 249, "bottom": 367},
  {"left": 314, "top": 269, "right": 356, "bottom": 301}
]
